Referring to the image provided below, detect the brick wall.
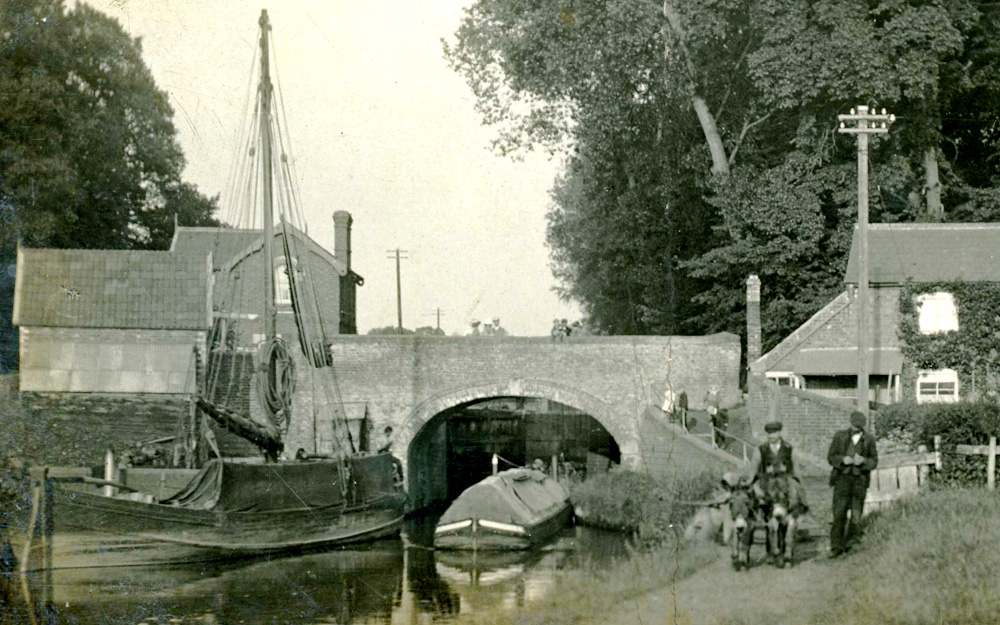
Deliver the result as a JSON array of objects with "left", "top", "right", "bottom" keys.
[
  {"left": 639, "top": 407, "right": 739, "bottom": 479},
  {"left": 323, "top": 333, "right": 741, "bottom": 493},
  {"left": 747, "top": 374, "right": 855, "bottom": 473}
]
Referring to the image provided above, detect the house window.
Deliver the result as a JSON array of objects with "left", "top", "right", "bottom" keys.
[
  {"left": 766, "top": 372, "right": 802, "bottom": 389},
  {"left": 916, "top": 292, "right": 958, "bottom": 334},
  {"left": 917, "top": 369, "right": 959, "bottom": 404},
  {"left": 275, "top": 256, "right": 297, "bottom": 306}
]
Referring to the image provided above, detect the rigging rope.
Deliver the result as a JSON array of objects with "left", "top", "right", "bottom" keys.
[{"left": 256, "top": 337, "right": 296, "bottom": 432}]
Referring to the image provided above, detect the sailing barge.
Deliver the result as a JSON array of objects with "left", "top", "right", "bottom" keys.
[{"left": 12, "top": 9, "right": 406, "bottom": 569}]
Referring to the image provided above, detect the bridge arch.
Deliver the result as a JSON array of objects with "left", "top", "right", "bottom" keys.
[{"left": 396, "top": 378, "right": 640, "bottom": 508}]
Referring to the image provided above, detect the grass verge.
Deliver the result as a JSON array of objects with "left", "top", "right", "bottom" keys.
[{"left": 830, "top": 487, "right": 1000, "bottom": 625}]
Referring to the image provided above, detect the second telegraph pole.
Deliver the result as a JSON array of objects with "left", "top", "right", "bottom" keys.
[
  {"left": 387, "top": 249, "right": 409, "bottom": 334},
  {"left": 838, "top": 105, "right": 894, "bottom": 429}
]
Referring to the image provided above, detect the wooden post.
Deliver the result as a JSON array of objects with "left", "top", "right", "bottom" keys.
[
  {"left": 989, "top": 436, "right": 996, "bottom": 491},
  {"left": 41, "top": 471, "right": 52, "bottom": 574},
  {"left": 41, "top": 473, "right": 52, "bottom": 624},
  {"left": 934, "top": 435, "right": 942, "bottom": 470},
  {"left": 19, "top": 481, "right": 41, "bottom": 575},
  {"left": 551, "top": 455, "right": 558, "bottom": 480},
  {"left": 491, "top": 453, "right": 498, "bottom": 476},
  {"left": 102, "top": 449, "right": 116, "bottom": 498}
]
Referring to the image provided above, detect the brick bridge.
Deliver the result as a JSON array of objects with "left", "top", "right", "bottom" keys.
[{"left": 322, "top": 334, "right": 740, "bottom": 508}]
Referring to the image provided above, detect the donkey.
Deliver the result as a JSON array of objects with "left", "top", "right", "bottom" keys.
[
  {"left": 728, "top": 485, "right": 758, "bottom": 571},
  {"left": 757, "top": 473, "right": 808, "bottom": 568}
]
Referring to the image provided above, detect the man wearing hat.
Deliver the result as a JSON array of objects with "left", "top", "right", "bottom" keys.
[
  {"left": 827, "top": 411, "right": 879, "bottom": 557},
  {"left": 749, "top": 421, "right": 795, "bottom": 481}
]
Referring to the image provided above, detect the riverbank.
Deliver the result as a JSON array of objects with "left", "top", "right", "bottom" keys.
[{"left": 583, "top": 487, "right": 1000, "bottom": 625}]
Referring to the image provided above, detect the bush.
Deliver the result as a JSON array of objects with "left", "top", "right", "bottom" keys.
[
  {"left": 569, "top": 468, "right": 718, "bottom": 548},
  {"left": 874, "top": 402, "right": 1000, "bottom": 486}
]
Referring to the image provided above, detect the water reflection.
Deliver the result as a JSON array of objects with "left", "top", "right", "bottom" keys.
[{"left": 9, "top": 517, "right": 627, "bottom": 624}]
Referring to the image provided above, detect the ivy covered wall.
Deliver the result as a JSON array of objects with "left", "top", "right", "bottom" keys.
[{"left": 898, "top": 281, "right": 1000, "bottom": 402}]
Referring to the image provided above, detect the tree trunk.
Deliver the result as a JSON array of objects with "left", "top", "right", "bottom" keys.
[
  {"left": 692, "top": 95, "right": 730, "bottom": 176},
  {"left": 663, "top": 1, "right": 731, "bottom": 177},
  {"left": 924, "top": 147, "right": 942, "bottom": 219}
]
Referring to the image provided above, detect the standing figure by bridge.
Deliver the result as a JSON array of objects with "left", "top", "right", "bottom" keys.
[{"left": 827, "top": 411, "right": 878, "bottom": 557}]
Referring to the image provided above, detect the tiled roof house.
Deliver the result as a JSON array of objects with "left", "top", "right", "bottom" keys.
[
  {"left": 751, "top": 223, "right": 1000, "bottom": 406},
  {"left": 13, "top": 248, "right": 211, "bottom": 394},
  {"left": 10, "top": 211, "right": 360, "bottom": 463}
]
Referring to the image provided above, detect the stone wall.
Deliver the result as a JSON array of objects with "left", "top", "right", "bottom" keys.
[
  {"left": 5, "top": 392, "right": 258, "bottom": 465},
  {"left": 323, "top": 333, "right": 741, "bottom": 494}
]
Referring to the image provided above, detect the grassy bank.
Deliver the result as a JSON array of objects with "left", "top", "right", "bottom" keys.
[
  {"left": 830, "top": 487, "right": 1000, "bottom": 625},
  {"left": 570, "top": 468, "right": 719, "bottom": 546},
  {"left": 451, "top": 469, "right": 724, "bottom": 625}
]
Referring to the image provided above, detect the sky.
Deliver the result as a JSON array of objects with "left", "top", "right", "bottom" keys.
[{"left": 91, "top": 0, "right": 581, "bottom": 336}]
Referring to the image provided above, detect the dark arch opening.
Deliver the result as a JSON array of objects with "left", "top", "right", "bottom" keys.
[{"left": 407, "top": 396, "right": 620, "bottom": 510}]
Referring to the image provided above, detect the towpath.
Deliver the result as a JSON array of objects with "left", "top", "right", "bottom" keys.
[{"left": 583, "top": 476, "right": 849, "bottom": 625}]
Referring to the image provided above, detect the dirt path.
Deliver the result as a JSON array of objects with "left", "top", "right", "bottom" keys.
[
  {"left": 597, "top": 544, "right": 845, "bottom": 625},
  {"left": 583, "top": 477, "right": 847, "bottom": 625}
]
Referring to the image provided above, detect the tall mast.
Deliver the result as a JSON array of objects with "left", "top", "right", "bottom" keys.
[{"left": 259, "top": 9, "right": 277, "bottom": 341}]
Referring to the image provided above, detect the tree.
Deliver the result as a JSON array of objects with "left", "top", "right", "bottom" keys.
[
  {"left": 0, "top": 0, "right": 219, "bottom": 371},
  {"left": 367, "top": 326, "right": 414, "bottom": 335},
  {"left": 449, "top": 0, "right": 1000, "bottom": 348},
  {"left": 0, "top": 0, "right": 218, "bottom": 252}
]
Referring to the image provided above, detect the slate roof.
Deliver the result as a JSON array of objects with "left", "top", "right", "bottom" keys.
[
  {"left": 844, "top": 223, "right": 1000, "bottom": 284},
  {"left": 170, "top": 225, "right": 352, "bottom": 277},
  {"left": 13, "top": 248, "right": 210, "bottom": 330}
]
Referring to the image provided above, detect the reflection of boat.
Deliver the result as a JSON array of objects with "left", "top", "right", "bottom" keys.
[
  {"left": 13, "top": 9, "right": 405, "bottom": 569},
  {"left": 44, "top": 542, "right": 404, "bottom": 624},
  {"left": 434, "top": 468, "right": 572, "bottom": 551}
]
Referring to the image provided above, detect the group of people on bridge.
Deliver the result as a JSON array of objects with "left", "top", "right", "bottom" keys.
[{"left": 689, "top": 411, "right": 878, "bottom": 569}]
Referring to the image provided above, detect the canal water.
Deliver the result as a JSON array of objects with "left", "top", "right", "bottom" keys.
[{"left": 7, "top": 514, "right": 629, "bottom": 624}]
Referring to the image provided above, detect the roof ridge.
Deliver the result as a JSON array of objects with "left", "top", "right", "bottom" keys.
[
  {"left": 751, "top": 291, "right": 852, "bottom": 373},
  {"left": 867, "top": 223, "right": 1000, "bottom": 230}
]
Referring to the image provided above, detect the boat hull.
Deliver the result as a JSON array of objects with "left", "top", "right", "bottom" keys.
[
  {"left": 11, "top": 488, "right": 406, "bottom": 570},
  {"left": 11, "top": 455, "right": 408, "bottom": 570},
  {"left": 434, "top": 502, "right": 572, "bottom": 551}
]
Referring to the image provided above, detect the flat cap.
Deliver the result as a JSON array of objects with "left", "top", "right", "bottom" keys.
[{"left": 764, "top": 421, "right": 783, "bottom": 433}]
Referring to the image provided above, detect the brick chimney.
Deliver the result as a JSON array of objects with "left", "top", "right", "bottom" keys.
[
  {"left": 746, "top": 274, "right": 762, "bottom": 365},
  {"left": 333, "top": 210, "right": 352, "bottom": 271}
]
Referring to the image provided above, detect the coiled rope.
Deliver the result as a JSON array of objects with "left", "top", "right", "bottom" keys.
[{"left": 256, "top": 337, "right": 296, "bottom": 431}]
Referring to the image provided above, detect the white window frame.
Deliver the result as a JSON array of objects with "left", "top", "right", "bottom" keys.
[
  {"left": 916, "top": 368, "right": 959, "bottom": 404},
  {"left": 916, "top": 292, "right": 958, "bottom": 335},
  {"left": 274, "top": 256, "right": 298, "bottom": 306},
  {"left": 766, "top": 372, "right": 802, "bottom": 389}
]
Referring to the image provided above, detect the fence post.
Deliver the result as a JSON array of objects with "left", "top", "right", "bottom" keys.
[
  {"left": 934, "top": 435, "right": 942, "bottom": 470},
  {"left": 989, "top": 437, "right": 996, "bottom": 491}
]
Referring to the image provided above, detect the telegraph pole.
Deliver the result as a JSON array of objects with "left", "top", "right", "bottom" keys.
[
  {"left": 426, "top": 308, "right": 445, "bottom": 331},
  {"left": 386, "top": 249, "right": 409, "bottom": 334},
  {"left": 838, "top": 105, "right": 894, "bottom": 429}
]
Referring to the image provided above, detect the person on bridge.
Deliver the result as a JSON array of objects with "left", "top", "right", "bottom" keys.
[{"left": 827, "top": 411, "right": 878, "bottom": 558}]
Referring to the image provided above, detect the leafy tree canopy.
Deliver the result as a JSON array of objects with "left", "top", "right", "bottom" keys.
[
  {"left": 447, "top": 0, "right": 1000, "bottom": 348},
  {"left": 0, "top": 0, "right": 219, "bottom": 255}
]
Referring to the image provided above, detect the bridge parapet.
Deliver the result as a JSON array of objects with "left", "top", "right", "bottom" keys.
[{"left": 327, "top": 333, "right": 740, "bottom": 505}]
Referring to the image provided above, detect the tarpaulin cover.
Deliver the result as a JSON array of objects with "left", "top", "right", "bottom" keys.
[
  {"left": 438, "top": 468, "right": 569, "bottom": 526},
  {"left": 162, "top": 455, "right": 396, "bottom": 512}
]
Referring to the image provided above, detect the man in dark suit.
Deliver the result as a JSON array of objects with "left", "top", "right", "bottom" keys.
[{"left": 827, "top": 411, "right": 879, "bottom": 557}]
